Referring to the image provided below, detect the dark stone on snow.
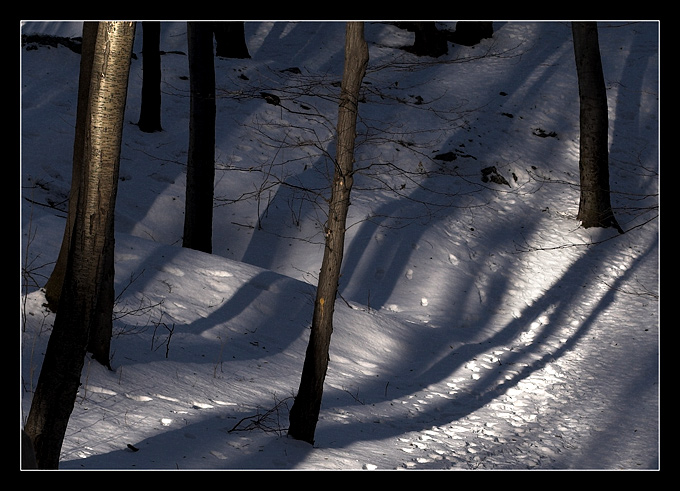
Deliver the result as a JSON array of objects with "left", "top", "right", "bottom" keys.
[
  {"left": 481, "top": 166, "right": 511, "bottom": 187},
  {"left": 435, "top": 151, "right": 458, "bottom": 162},
  {"left": 434, "top": 149, "right": 477, "bottom": 162},
  {"left": 260, "top": 92, "right": 281, "bottom": 106},
  {"left": 533, "top": 128, "right": 558, "bottom": 138}
]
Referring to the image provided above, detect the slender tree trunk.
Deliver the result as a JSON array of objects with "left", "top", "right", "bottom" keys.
[
  {"left": 183, "top": 22, "right": 215, "bottom": 253},
  {"left": 138, "top": 21, "right": 163, "bottom": 132},
  {"left": 24, "top": 22, "right": 136, "bottom": 469},
  {"left": 44, "top": 22, "right": 99, "bottom": 311},
  {"left": 288, "top": 22, "right": 368, "bottom": 445},
  {"left": 572, "top": 22, "right": 623, "bottom": 233}
]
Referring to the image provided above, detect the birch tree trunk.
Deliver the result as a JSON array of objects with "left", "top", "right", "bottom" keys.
[
  {"left": 43, "top": 22, "right": 98, "bottom": 311},
  {"left": 24, "top": 22, "right": 135, "bottom": 468},
  {"left": 288, "top": 22, "right": 368, "bottom": 445}
]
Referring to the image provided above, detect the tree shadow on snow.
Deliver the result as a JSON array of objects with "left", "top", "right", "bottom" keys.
[{"left": 313, "top": 233, "right": 657, "bottom": 468}]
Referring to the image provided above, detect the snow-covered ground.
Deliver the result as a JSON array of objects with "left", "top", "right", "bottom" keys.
[{"left": 20, "top": 21, "right": 659, "bottom": 470}]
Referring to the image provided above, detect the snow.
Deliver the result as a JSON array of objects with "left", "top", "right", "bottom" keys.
[{"left": 20, "top": 21, "right": 659, "bottom": 470}]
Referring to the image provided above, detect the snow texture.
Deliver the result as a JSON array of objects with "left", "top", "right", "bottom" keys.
[{"left": 21, "top": 21, "right": 659, "bottom": 470}]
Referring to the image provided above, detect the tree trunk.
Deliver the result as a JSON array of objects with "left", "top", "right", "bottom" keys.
[
  {"left": 137, "top": 21, "right": 163, "bottom": 132},
  {"left": 24, "top": 22, "right": 135, "bottom": 469},
  {"left": 572, "top": 22, "right": 623, "bottom": 233},
  {"left": 87, "top": 221, "right": 115, "bottom": 369},
  {"left": 21, "top": 429, "right": 37, "bottom": 469},
  {"left": 288, "top": 22, "right": 368, "bottom": 445},
  {"left": 409, "top": 22, "right": 448, "bottom": 57},
  {"left": 213, "top": 22, "right": 250, "bottom": 59},
  {"left": 183, "top": 22, "right": 215, "bottom": 253},
  {"left": 449, "top": 21, "right": 493, "bottom": 46},
  {"left": 43, "top": 22, "right": 98, "bottom": 312}
]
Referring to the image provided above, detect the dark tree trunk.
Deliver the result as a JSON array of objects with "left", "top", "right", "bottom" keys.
[
  {"left": 449, "top": 21, "right": 493, "bottom": 46},
  {"left": 408, "top": 22, "right": 448, "bottom": 57},
  {"left": 24, "top": 22, "right": 135, "bottom": 469},
  {"left": 288, "top": 22, "right": 368, "bottom": 445},
  {"left": 183, "top": 22, "right": 216, "bottom": 253},
  {"left": 21, "top": 429, "right": 37, "bottom": 469},
  {"left": 137, "top": 21, "right": 163, "bottom": 132},
  {"left": 87, "top": 223, "right": 115, "bottom": 369},
  {"left": 213, "top": 21, "right": 250, "bottom": 59},
  {"left": 572, "top": 22, "right": 623, "bottom": 233}
]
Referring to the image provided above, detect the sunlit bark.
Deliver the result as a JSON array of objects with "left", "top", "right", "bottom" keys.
[{"left": 25, "top": 22, "right": 135, "bottom": 468}]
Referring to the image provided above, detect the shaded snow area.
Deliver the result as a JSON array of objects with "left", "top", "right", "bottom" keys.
[{"left": 20, "top": 21, "right": 659, "bottom": 470}]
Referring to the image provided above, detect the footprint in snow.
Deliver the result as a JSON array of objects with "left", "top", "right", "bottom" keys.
[
  {"left": 207, "top": 399, "right": 237, "bottom": 406},
  {"left": 125, "top": 393, "right": 153, "bottom": 402},
  {"left": 86, "top": 386, "right": 117, "bottom": 396},
  {"left": 203, "top": 269, "right": 234, "bottom": 278},
  {"left": 192, "top": 401, "right": 214, "bottom": 409},
  {"left": 154, "top": 393, "right": 181, "bottom": 403},
  {"left": 159, "top": 264, "right": 184, "bottom": 277}
]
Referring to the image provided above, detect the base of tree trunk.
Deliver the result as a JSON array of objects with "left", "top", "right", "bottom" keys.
[{"left": 449, "top": 21, "right": 493, "bottom": 47}]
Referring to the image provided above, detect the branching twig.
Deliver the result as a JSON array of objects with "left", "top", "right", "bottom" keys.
[
  {"left": 151, "top": 315, "right": 175, "bottom": 358},
  {"left": 228, "top": 395, "right": 294, "bottom": 436}
]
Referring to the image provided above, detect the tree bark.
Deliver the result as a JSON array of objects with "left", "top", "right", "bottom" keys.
[
  {"left": 449, "top": 21, "right": 493, "bottom": 46},
  {"left": 137, "top": 21, "right": 163, "bottom": 132},
  {"left": 409, "top": 22, "right": 448, "bottom": 57},
  {"left": 21, "top": 429, "right": 37, "bottom": 469},
  {"left": 24, "top": 22, "right": 135, "bottom": 469},
  {"left": 183, "top": 22, "right": 215, "bottom": 253},
  {"left": 213, "top": 22, "right": 250, "bottom": 59},
  {"left": 572, "top": 22, "right": 623, "bottom": 233},
  {"left": 87, "top": 220, "right": 115, "bottom": 368},
  {"left": 44, "top": 22, "right": 98, "bottom": 311},
  {"left": 288, "top": 22, "right": 368, "bottom": 445}
]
